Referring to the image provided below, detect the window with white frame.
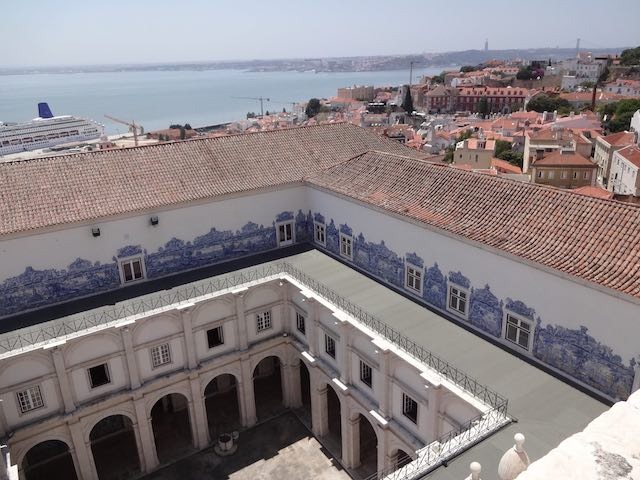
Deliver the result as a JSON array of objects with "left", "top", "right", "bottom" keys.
[
  {"left": 405, "top": 264, "right": 422, "bottom": 294},
  {"left": 314, "top": 222, "right": 326, "bottom": 245},
  {"left": 207, "top": 326, "right": 224, "bottom": 348},
  {"left": 448, "top": 285, "right": 469, "bottom": 316},
  {"left": 340, "top": 233, "right": 353, "bottom": 260},
  {"left": 325, "top": 334, "right": 336, "bottom": 359},
  {"left": 17, "top": 386, "right": 44, "bottom": 413},
  {"left": 296, "top": 311, "right": 306, "bottom": 335},
  {"left": 277, "top": 221, "right": 294, "bottom": 247},
  {"left": 505, "top": 313, "right": 532, "bottom": 350},
  {"left": 402, "top": 392, "right": 418, "bottom": 423},
  {"left": 256, "top": 311, "right": 272, "bottom": 332},
  {"left": 151, "top": 343, "right": 172, "bottom": 368},
  {"left": 120, "top": 257, "right": 144, "bottom": 283},
  {"left": 360, "top": 360, "right": 372, "bottom": 388}
]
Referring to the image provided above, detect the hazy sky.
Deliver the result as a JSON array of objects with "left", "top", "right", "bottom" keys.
[{"left": 4, "top": 0, "right": 639, "bottom": 67}]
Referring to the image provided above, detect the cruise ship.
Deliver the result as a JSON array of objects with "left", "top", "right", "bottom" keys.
[{"left": 0, "top": 103, "right": 104, "bottom": 156}]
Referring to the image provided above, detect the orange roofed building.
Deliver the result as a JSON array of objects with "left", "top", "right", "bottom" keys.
[{"left": 530, "top": 150, "right": 597, "bottom": 189}]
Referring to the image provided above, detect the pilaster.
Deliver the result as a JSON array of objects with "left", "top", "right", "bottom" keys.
[
  {"left": 51, "top": 347, "right": 76, "bottom": 413},
  {"left": 234, "top": 293, "right": 249, "bottom": 351},
  {"left": 378, "top": 349, "right": 391, "bottom": 419},
  {"left": 280, "top": 280, "right": 292, "bottom": 334},
  {"left": 120, "top": 326, "right": 141, "bottom": 389},
  {"left": 178, "top": 305, "right": 198, "bottom": 369},
  {"left": 238, "top": 356, "right": 257, "bottom": 427},
  {"left": 342, "top": 409, "right": 359, "bottom": 468},
  {"left": 189, "top": 374, "right": 210, "bottom": 448},
  {"left": 287, "top": 361, "right": 302, "bottom": 408},
  {"left": 306, "top": 298, "right": 319, "bottom": 356},
  {"left": 339, "top": 321, "right": 352, "bottom": 385},
  {"left": 310, "top": 368, "right": 329, "bottom": 437},
  {"left": 133, "top": 395, "right": 159, "bottom": 472},
  {"left": 68, "top": 419, "right": 98, "bottom": 480}
]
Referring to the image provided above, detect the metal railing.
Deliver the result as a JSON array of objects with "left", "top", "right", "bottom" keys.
[{"left": 364, "top": 403, "right": 510, "bottom": 480}]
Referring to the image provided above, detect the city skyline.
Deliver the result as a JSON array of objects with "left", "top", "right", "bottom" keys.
[{"left": 3, "top": 0, "right": 639, "bottom": 67}]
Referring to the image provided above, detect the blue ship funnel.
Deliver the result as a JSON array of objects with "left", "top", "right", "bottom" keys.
[{"left": 38, "top": 102, "right": 54, "bottom": 119}]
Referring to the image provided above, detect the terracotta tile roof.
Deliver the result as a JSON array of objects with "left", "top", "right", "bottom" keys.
[
  {"left": 601, "top": 131, "right": 636, "bottom": 147},
  {"left": 491, "top": 158, "right": 523, "bottom": 174},
  {"left": 306, "top": 151, "right": 640, "bottom": 299},
  {"left": 533, "top": 151, "right": 596, "bottom": 167},
  {"left": 572, "top": 186, "right": 614, "bottom": 200},
  {"left": 0, "top": 123, "right": 423, "bottom": 236},
  {"left": 618, "top": 145, "right": 640, "bottom": 168}
]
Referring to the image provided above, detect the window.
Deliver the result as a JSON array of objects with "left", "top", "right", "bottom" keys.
[
  {"left": 548, "top": 170, "right": 555, "bottom": 179},
  {"left": 448, "top": 285, "right": 468, "bottom": 316},
  {"left": 572, "top": 171, "right": 578, "bottom": 179},
  {"left": 151, "top": 343, "right": 171, "bottom": 368},
  {"left": 277, "top": 222, "right": 294, "bottom": 247},
  {"left": 583, "top": 171, "right": 590, "bottom": 180},
  {"left": 536, "top": 171, "right": 543, "bottom": 179},
  {"left": 505, "top": 314, "right": 532, "bottom": 350},
  {"left": 296, "top": 312, "right": 306, "bottom": 335},
  {"left": 120, "top": 257, "right": 144, "bottom": 283},
  {"left": 314, "top": 222, "right": 326, "bottom": 246},
  {"left": 325, "top": 334, "right": 336, "bottom": 359},
  {"left": 340, "top": 234, "right": 353, "bottom": 260},
  {"left": 405, "top": 264, "right": 422, "bottom": 294},
  {"left": 360, "top": 360, "right": 372, "bottom": 388},
  {"left": 17, "top": 386, "right": 44, "bottom": 413},
  {"left": 256, "top": 311, "right": 272, "bottom": 332},
  {"left": 88, "top": 363, "right": 111, "bottom": 388},
  {"left": 207, "top": 326, "right": 224, "bottom": 348},
  {"left": 402, "top": 393, "right": 418, "bottom": 423},
  {"left": 561, "top": 171, "right": 568, "bottom": 179}
]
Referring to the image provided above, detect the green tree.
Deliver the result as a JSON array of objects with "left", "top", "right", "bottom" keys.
[
  {"left": 305, "top": 98, "right": 321, "bottom": 117},
  {"left": 282, "top": 107, "right": 287, "bottom": 113},
  {"left": 184, "top": 123, "right": 192, "bottom": 130},
  {"left": 495, "top": 140, "right": 512, "bottom": 158},
  {"left": 460, "top": 65, "right": 476, "bottom": 73},
  {"left": 401, "top": 87, "right": 414, "bottom": 114},
  {"left": 246, "top": 112, "right": 256, "bottom": 119},
  {"left": 516, "top": 68, "right": 533, "bottom": 80},
  {"left": 620, "top": 46, "right": 640, "bottom": 66},
  {"left": 607, "top": 99, "right": 640, "bottom": 132},
  {"left": 476, "top": 96, "right": 490, "bottom": 117},
  {"left": 444, "top": 145, "right": 455, "bottom": 163},
  {"left": 497, "top": 150, "right": 524, "bottom": 169},
  {"left": 179, "top": 127, "right": 186, "bottom": 140},
  {"left": 431, "top": 72, "right": 446, "bottom": 84},
  {"left": 526, "top": 94, "right": 571, "bottom": 113}
]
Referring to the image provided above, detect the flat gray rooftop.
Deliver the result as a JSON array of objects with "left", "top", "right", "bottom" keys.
[{"left": 283, "top": 250, "right": 607, "bottom": 479}]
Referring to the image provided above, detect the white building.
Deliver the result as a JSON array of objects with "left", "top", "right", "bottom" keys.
[
  {"left": 592, "top": 131, "right": 635, "bottom": 187},
  {"left": 609, "top": 144, "right": 640, "bottom": 195},
  {"left": 604, "top": 79, "right": 640, "bottom": 97},
  {"left": 0, "top": 123, "right": 639, "bottom": 479}
]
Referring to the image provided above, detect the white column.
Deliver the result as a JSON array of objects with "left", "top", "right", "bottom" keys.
[
  {"left": 120, "top": 326, "right": 141, "bottom": 389},
  {"left": 378, "top": 349, "right": 391, "bottom": 419},
  {"left": 306, "top": 298, "right": 319, "bottom": 356},
  {"left": 189, "top": 374, "right": 210, "bottom": 448},
  {"left": 179, "top": 305, "right": 198, "bottom": 370},
  {"left": 288, "top": 361, "right": 302, "bottom": 408},
  {"left": 239, "top": 356, "right": 257, "bottom": 427},
  {"left": 68, "top": 419, "right": 98, "bottom": 480},
  {"left": 342, "top": 408, "right": 359, "bottom": 469},
  {"left": 130, "top": 420, "right": 147, "bottom": 473},
  {"left": 133, "top": 395, "right": 159, "bottom": 472},
  {"left": 310, "top": 368, "right": 329, "bottom": 437},
  {"left": 339, "top": 322, "right": 352, "bottom": 385},
  {"left": 51, "top": 347, "right": 76, "bottom": 413},
  {"left": 234, "top": 293, "right": 249, "bottom": 351},
  {"left": 377, "top": 426, "right": 389, "bottom": 478},
  {"left": 280, "top": 280, "right": 292, "bottom": 334}
]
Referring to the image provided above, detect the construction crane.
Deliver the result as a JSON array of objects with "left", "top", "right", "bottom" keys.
[
  {"left": 104, "top": 115, "right": 144, "bottom": 147},
  {"left": 269, "top": 99, "right": 299, "bottom": 113},
  {"left": 231, "top": 96, "right": 270, "bottom": 117}
]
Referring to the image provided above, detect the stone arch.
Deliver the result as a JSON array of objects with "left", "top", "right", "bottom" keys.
[
  {"left": 249, "top": 348, "right": 287, "bottom": 373},
  {"left": 150, "top": 391, "right": 194, "bottom": 464},
  {"left": 252, "top": 354, "right": 285, "bottom": 421},
  {"left": 131, "top": 311, "right": 182, "bottom": 345},
  {"left": 20, "top": 438, "right": 78, "bottom": 480},
  {"left": 62, "top": 331, "right": 122, "bottom": 366},
  {"left": 204, "top": 372, "right": 242, "bottom": 439},
  {"left": 89, "top": 414, "right": 141, "bottom": 480},
  {"left": 144, "top": 384, "right": 192, "bottom": 414},
  {"left": 83, "top": 407, "right": 137, "bottom": 444},
  {"left": 189, "top": 295, "right": 235, "bottom": 329},
  {"left": 199, "top": 366, "right": 242, "bottom": 397},
  {"left": 14, "top": 429, "right": 75, "bottom": 468},
  {"left": 0, "top": 350, "right": 54, "bottom": 378},
  {"left": 242, "top": 282, "right": 282, "bottom": 310}
]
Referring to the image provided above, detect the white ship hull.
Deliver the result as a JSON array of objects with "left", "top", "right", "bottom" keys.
[{"left": 0, "top": 109, "right": 104, "bottom": 157}]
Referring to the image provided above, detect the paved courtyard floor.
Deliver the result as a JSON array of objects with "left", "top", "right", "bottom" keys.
[{"left": 144, "top": 412, "right": 351, "bottom": 480}]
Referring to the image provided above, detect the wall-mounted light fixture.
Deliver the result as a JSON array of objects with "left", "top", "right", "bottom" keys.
[
  {"left": 150, "top": 216, "right": 159, "bottom": 226},
  {"left": 91, "top": 227, "right": 101, "bottom": 237}
]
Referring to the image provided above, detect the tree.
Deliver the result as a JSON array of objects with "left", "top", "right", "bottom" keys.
[
  {"left": 179, "top": 127, "right": 186, "bottom": 140},
  {"left": 526, "top": 94, "right": 571, "bottom": 113},
  {"left": 495, "top": 140, "right": 512, "bottom": 158},
  {"left": 431, "top": 72, "right": 446, "bottom": 84},
  {"left": 460, "top": 65, "right": 476, "bottom": 73},
  {"left": 516, "top": 68, "right": 533, "bottom": 80},
  {"left": 246, "top": 112, "right": 256, "bottom": 119},
  {"left": 401, "top": 87, "right": 414, "bottom": 114},
  {"left": 606, "top": 99, "right": 640, "bottom": 132},
  {"left": 620, "top": 46, "right": 640, "bottom": 66},
  {"left": 184, "top": 123, "right": 192, "bottom": 130},
  {"left": 305, "top": 98, "right": 321, "bottom": 118},
  {"left": 265, "top": 110, "right": 270, "bottom": 116},
  {"left": 282, "top": 107, "right": 287, "bottom": 114},
  {"left": 497, "top": 150, "right": 524, "bottom": 169},
  {"left": 476, "top": 96, "right": 490, "bottom": 117}
]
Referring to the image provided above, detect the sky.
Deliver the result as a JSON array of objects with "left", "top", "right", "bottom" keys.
[{"left": 3, "top": 0, "right": 639, "bottom": 67}]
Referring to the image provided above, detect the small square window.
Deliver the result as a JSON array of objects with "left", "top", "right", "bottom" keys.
[
  {"left": 340, "top": 234, "right": 353, "bottom": 260},
  {"left": 151, "top": 343, "right": 171, "bottom": 368},
  {"left": 296, "top": 312, "right": 306, "bottom": 335},
  {"left": 17, "top": 386, "right": 44, "bottom": 413},
  {"left": 325, "top": 334, "right": 336, "bottom": 359},
  {"left": 207, "top": 326, "right": 224, "bottom": 348},
  {"left": 583, "top": 171, "right": 590, "bottom": 180},
  {"left": 121, "top": 257, "right": 144, "bottom": 283},
  {"left": 360, "top": 360, "right": 372, "bottom": 388},
  {"left": 505, "top": 314, "right": 532, "bottom": 351},
  {"left": 402, "top": 393, "right": 418, "bottom": 424},
  {"left": 88, "top": 363, "right": 111, "bottom": 389},
  {"left": 256, "top": 311, "right": 272, "bottom": 332},
  {"left": 277, "top": 221, "right": 294, "bottom": 247},
  {"left": 448, "top": 285, "right": 468, "bottom": 316},
  {"left": 405, "top": 264, "right": 422, "bottom": 294},
  {"left": 314, "top": 222, "right": 326, "bottom": 246}
]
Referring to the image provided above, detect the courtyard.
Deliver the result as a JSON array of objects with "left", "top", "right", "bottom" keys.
[{"left": 144, "top": 412, "right": 352, "bottom": 480}]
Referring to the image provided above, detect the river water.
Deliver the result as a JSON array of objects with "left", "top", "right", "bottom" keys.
[{"left": 0, "top": 67, "right": 446, "bottom": 134}]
